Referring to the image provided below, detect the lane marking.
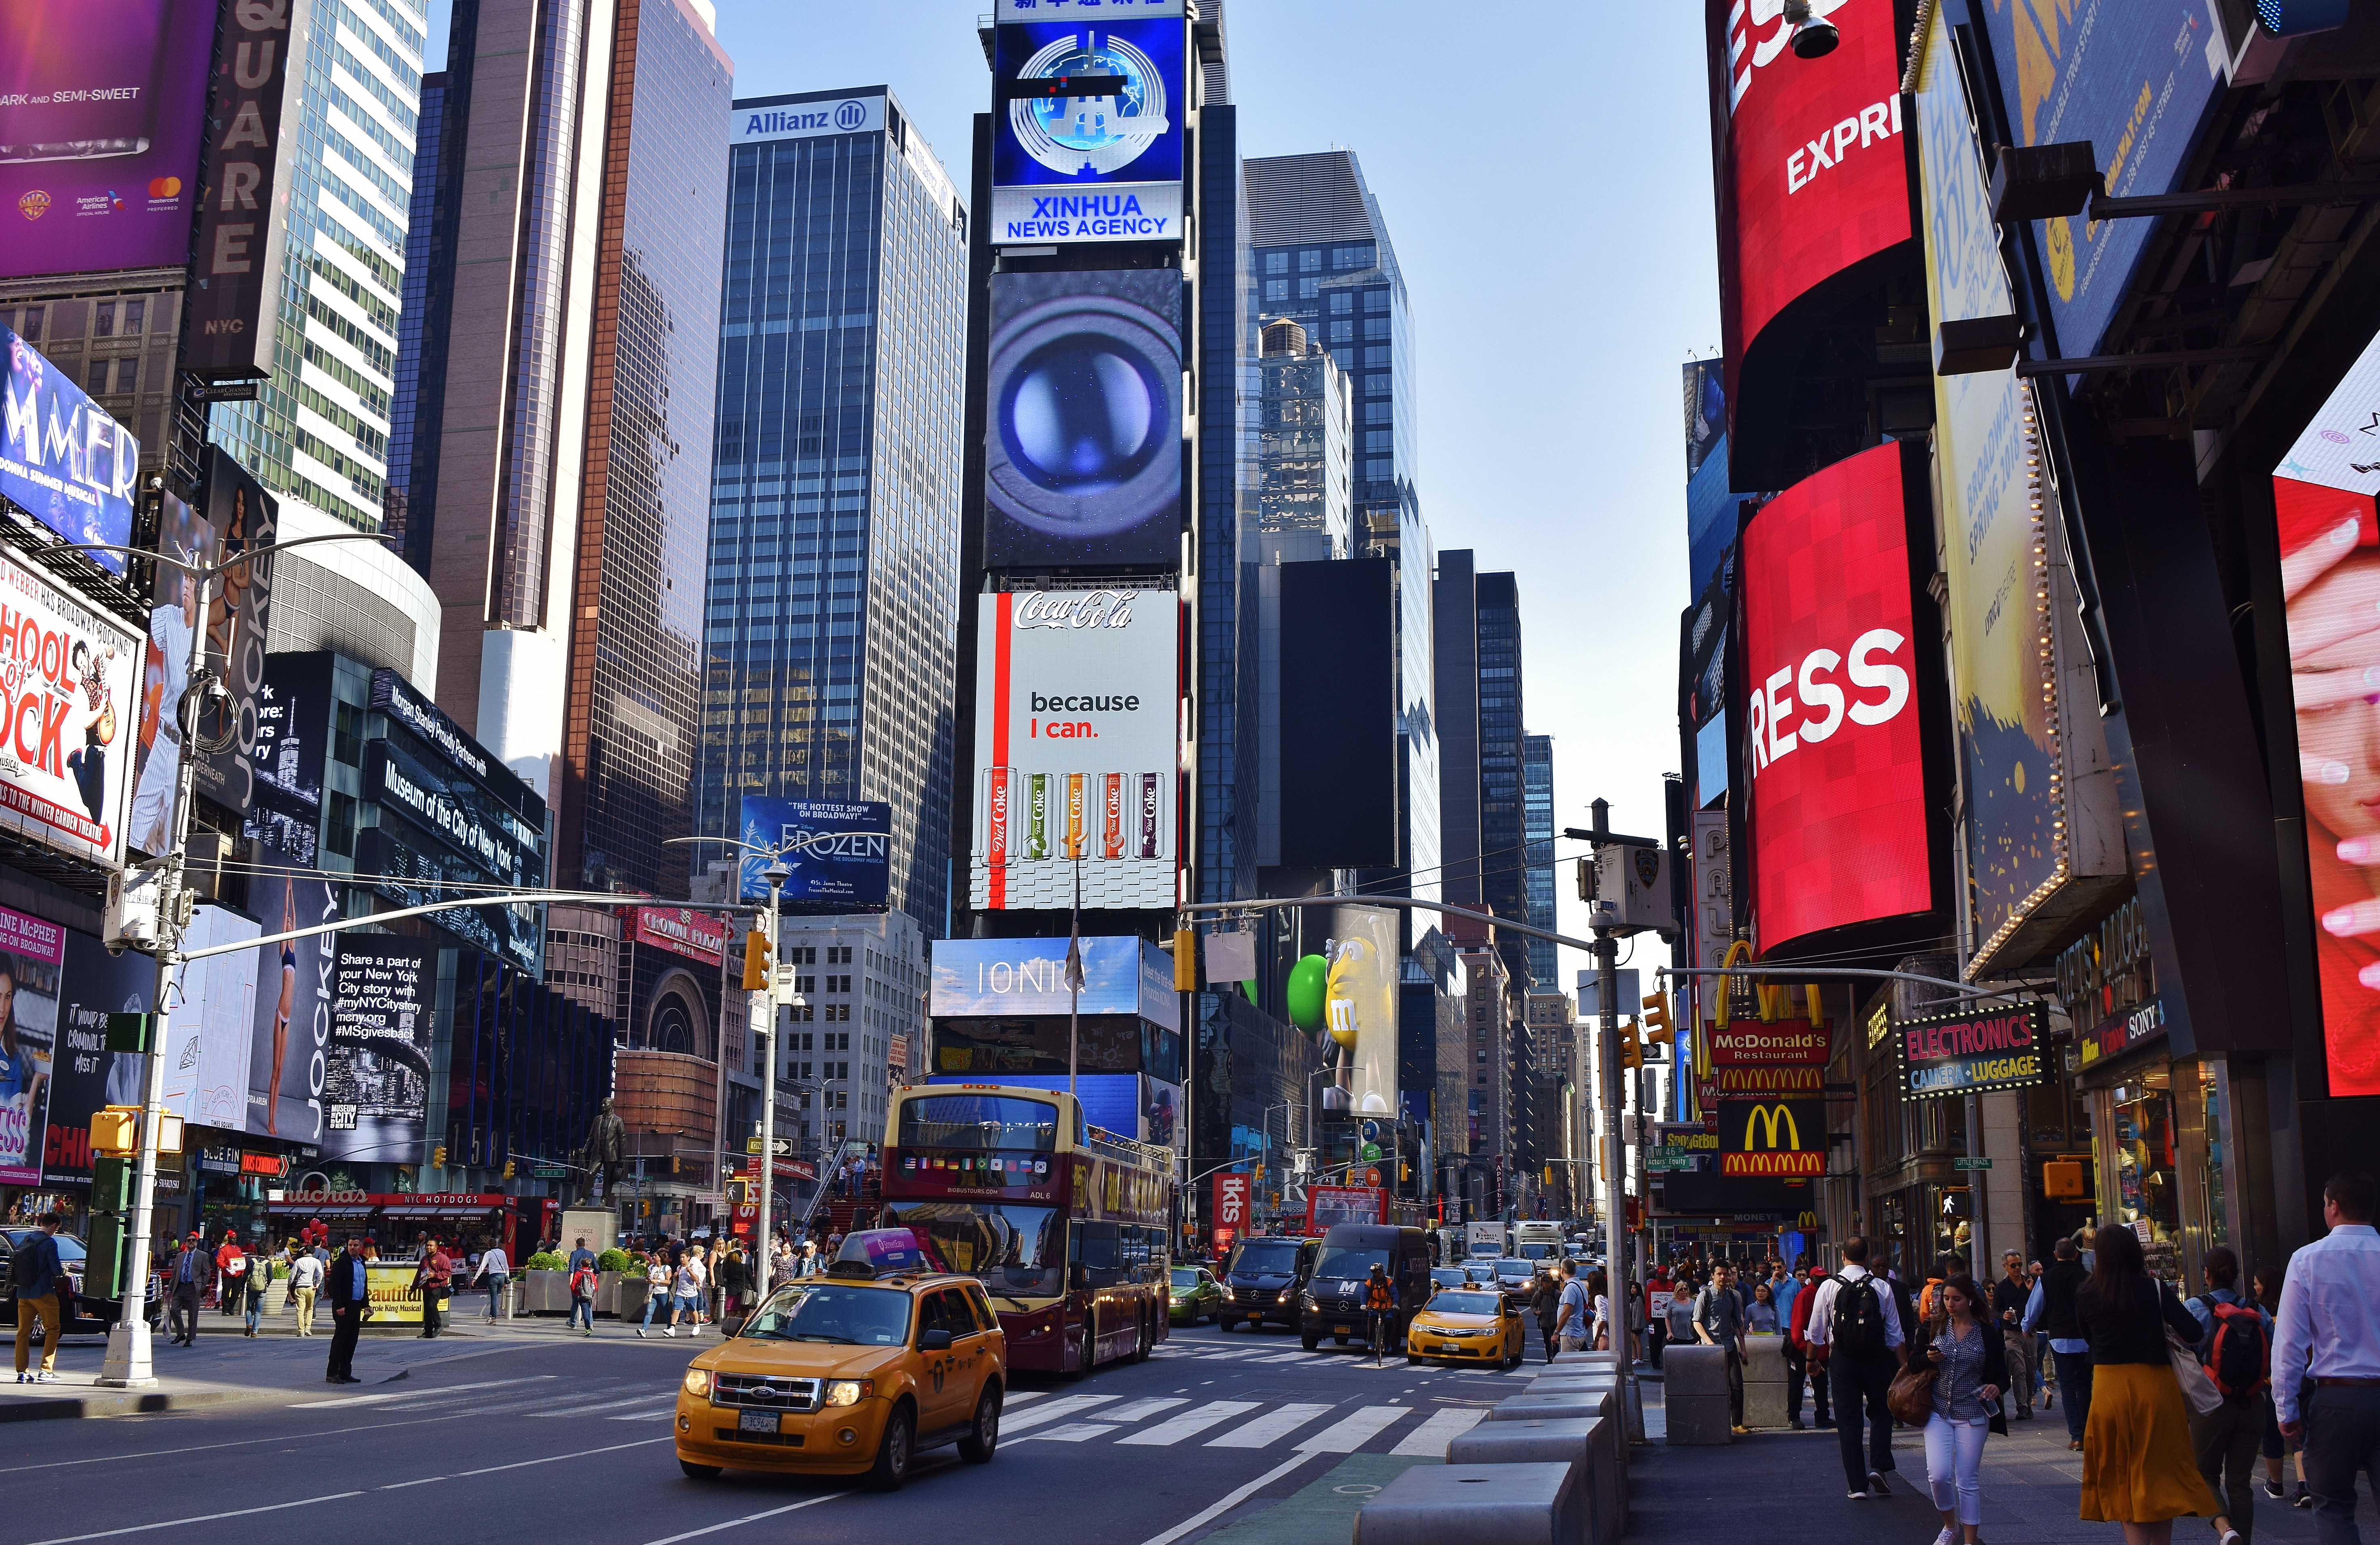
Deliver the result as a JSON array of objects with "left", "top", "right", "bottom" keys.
[
  {"left": 290, "top": 1375, "right": 555, "bottom": 1410},
  {"left": 1204, "top": 1402, "right": 1333, "bottom": 1449},
  {"left": 1298, "top": 1404, "right": 1410, "bottom": 1452},
  {"left": 528, "top": 1391, "right": 677, "bottom": 1416},
  {"left": 1389, "top": 1407, "right": 1484, "bottom": 1455},
  {"left": 28, "top": 1493, "right": 366, "bottom": 1545},
  {"left": 1000, "top": 1394, "right": 1122, "bottom": 1433},
  {"left": 635, "top": 1491, "right": 851, "bottom": 1545},
  {"left": 1135, "top": 1451, "right": 1319, "bottom": 1545},
  {"left": 1115, "top": 1399, "right": 1259, "bottom": 1447},
  {"left": 1099, "top": 1397, "right": 1189, "bottom": 1423},
  {"left": 449, "top": 1435, "right": 673, "bottom": 1478},
  {"left": 1020, "top": 1422, "right": 1118, "bottom": 1442}
]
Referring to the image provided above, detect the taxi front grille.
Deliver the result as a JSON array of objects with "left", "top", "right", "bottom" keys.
[{"left": 711, "top": 1374, "right": 822, "bottom": 1412}]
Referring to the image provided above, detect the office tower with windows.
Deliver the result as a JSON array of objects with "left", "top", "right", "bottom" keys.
[
  {"left": 1476, "top": 572, "right": 1529, "bottom": 990},
  {"left": 697, "top": 88, "right": 967, "bottom": 932},
  {"left": 1436, "top": 549, "right": 1482, "bottom": 903},
  {"left": 1245, "top": 149, "right": 1438, "bottom": 920},
  {"left": 208, "top": 0, "right": 430, "bottom": 532},
  {"left": 1524, "top": 734, "right": 1557, "bottom": 990}
]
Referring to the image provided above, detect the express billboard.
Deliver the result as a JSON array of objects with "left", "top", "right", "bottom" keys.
[
  {"left": 1712, "top": 0, "right": 1910, "bottom": 391},
  {"left": 2275, "top": 327, "right": 2380, "bottom": 1098},
  {"left": 0, "top": 543, "right": 144, "bottom": 867},
  {"left": 984, "top": 270, "right": 1183, "bottom": 570},
  {"left": 990, "top": 1, "right": 1184, "bottom": 246},
  {"left": 1977, "top": 0, "right": 2224, "bottom": 360},
  {"left": 736, "top": 797, "right": 891, "bottom": 906},
  {"left": 1741, "top": 441, "right": 1931, "bottom": 951},
  {"left": 970, "top": 586, "right": 1179, "bottom": 911},
  {"left": 2, "top": 317, "right": 137, "bottom": 573},
  {"left": 0, "top": 0, "right": 214, "bottom": 281}
]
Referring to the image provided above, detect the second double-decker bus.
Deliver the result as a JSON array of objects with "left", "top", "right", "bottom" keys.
[{"left": 878, "top": 1082, "right": 1175, "bottom": 1378}]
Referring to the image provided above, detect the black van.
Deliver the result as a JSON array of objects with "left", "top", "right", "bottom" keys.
[
  {"left": 1297, "top": 1224, "right": 1431, "bottom": 1352},
  {"left": 1218, "top": 1234, "right": 1317, "bottom": 1332}
]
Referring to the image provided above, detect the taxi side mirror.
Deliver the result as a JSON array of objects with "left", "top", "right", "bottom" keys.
[{"left": 920, "top": 1327, "right": 955, "bottom": 1352}]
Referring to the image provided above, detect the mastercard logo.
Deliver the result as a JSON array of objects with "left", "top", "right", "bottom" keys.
[
  {"left": 17, "top": 190, "right": 49, "bottom": 221},
  {"left": 148, "top": 176, "right": 182, "bottom": 199}
]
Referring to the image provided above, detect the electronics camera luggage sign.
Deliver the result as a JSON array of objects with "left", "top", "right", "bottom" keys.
[{"left": 1896, "top": 1001, "right": 2048, "bottom": 1099}]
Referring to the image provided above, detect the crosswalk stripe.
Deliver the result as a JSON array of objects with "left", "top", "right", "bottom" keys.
[
  {"left": 1204, "top": 1403, "right": 1333, "bottom": 1449},
  {"left": 289, "top": 1376, "right": 555, "bottom": 1410},
  {"left": 1116, "top": 1400, "right": 1259, "bottom": 1447},
  {"left": 1024, "top": 1422, "right": 1120, "bottom": 1443},
  {"left": 1298, "top": 1405, "right": 1411, "bottom": 1453},
  {"left": 531, "top": 1391, "right": 676, "bottom": 1416},
  {"left": 1001, "top": 1395, "right": 1120, "bottom": 1434},
  {"left": 1251, "top": 1351, "right": 1320, "bottom": 1363},
  {"left": 1005, "top": 1390, "right": 1050, "bottom": 1406},
  {"left": 1389, "top": 1408, "right": 1484, "bottom": 1456},
  {"left": 1099, "top": 1397, "right": 1190, "bottom": 1424}
]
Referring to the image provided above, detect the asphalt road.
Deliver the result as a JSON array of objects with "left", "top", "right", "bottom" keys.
[{"left": 0, "top": 1315, "right": 1557, "bottom": 1545}]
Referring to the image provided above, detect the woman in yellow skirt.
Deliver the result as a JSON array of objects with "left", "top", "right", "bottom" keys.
[{"left": 2078, "top": 1223, "right": 2226, "bottom": 1545}]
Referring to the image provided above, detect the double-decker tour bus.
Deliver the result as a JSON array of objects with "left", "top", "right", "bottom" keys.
[{"left": 878, "top": 1082, "right": 1175, "bottom": 1378}]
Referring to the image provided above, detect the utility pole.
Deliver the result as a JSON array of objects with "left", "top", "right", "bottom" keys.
[
  {"left": 754, "top": 860, "right": 788, "bottom": 1299},
  {"left": 1588, "top": 799, "right": 1630, "bottom": 1361}
]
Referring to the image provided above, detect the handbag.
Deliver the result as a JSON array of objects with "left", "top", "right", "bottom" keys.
[
  {"left": 1887, "top": 1359, "right": 1940, "bottom": 1425},
  {"left": 2169, "top": 1328, "right": 2225, "bottom": 1415}
]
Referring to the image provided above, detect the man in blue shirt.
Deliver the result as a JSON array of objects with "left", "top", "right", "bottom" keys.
[
  {"left": 2273, "top": 1172, "right": 2380, "bottom": 1545},
  {"left": 322, "top": 1236, "right": 371, "bottom": 1384},
  {"left": 11, "top": 1211, "right": 66, "bottom": 1382}
]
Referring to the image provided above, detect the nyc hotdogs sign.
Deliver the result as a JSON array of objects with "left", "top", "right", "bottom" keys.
[{"left": 1895, "top": 1001, "right": 2048, "bottom": 1099}]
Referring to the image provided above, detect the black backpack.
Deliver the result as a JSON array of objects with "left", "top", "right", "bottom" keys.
[
  {"left": 1833, "top": 1274, "right": 1890, "bottom": 1360},
  {"left": 2199, "top": 1295, "right": 2270, "bottom": 1403}
]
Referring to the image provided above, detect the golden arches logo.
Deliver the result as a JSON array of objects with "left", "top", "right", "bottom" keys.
[{"left": 1741, "top": 1102, "right": 1802, "bottom": 1152}]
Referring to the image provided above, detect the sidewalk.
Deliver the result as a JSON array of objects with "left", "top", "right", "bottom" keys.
[{"left": 1625, "top": 1382, "right": 2380, "bottom": 1543}]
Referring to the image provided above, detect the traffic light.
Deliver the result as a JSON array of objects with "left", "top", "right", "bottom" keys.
[
  {"left": 502, "top": 1158, "right": 516, "bottom": 1179},
  {"left": 1618, "top": 1024, "right": 1643, "bottom": 1071},
  {"left": 432, "top": 1144, "right": 448, "bottom": 1168},
  {"left": 89, "top": 1107, "right": 137, "bottom": 1158},
  {"left": 741, "top": 927, "right": 773, "bottom": 993},
  {"left": 1172, "top": 928, "right": 1196, "bottom": 991},
  {"left": 1641, "top": 991, "right": 1673, "bottom": 1039}
]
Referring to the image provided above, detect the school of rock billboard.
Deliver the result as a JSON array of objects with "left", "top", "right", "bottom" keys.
[
  {"left": 0, "top": 544, "right": 143, "bottom": 867},
  {"left": 970, "top": 586, "right": 1179, "bottom": 911}
]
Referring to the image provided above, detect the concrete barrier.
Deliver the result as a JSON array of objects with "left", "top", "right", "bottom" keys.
[
  {"left": 1354, "top": 1462, "right": 1586, "bottom": 1545},
  {"left": 1552, "top": 1349, "right": 1624, "bottom": 1370},
  {"left": 1493, "top": 1389, "right": 1613, "bottom": 1427},
  {"left": 1743, "top": 1335, "right": 1789, "bottom": 1428},
  {"left": 1449, "top": 1416, "right": 1619, "bottom": 1545},
  {"left": 1661, "top": 1342, "right": 1733, "bottom": 1446}
]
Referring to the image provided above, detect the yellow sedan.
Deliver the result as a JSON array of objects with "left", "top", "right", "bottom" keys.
[{"left": 1406, "top": 1288, "right": 1526, "bottom": 1369}]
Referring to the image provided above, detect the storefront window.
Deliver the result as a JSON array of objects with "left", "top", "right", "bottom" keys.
[{"left": 2107, "top": 1070, "right": 2184, "bottom": 1281}]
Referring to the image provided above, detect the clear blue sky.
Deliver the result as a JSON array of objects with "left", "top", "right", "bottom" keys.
[{"left": 426, "top": 1, "right": 1721, "bottom": 989}]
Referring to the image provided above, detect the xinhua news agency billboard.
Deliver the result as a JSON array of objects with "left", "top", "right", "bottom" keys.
[
  {"left": 990, "top": 0, "right": 1185, "bottom": 245},
  {"left": 737, "top": 798, "right": 891, "bottom": 906}
]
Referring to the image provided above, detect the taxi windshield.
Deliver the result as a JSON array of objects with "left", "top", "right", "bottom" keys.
[
  {"left": 1425, "top": 1292, "right": 1502, "bottom": 1316},
  {"left": 880, "top": 1201, "right": 1064, "bottom": 1299},
  {"left": 739, "top": 1283, "right": 913, "bottom": 1346},
  {"left": 1169, "top": 1268, "right": 1199, "bottom": 1288}
]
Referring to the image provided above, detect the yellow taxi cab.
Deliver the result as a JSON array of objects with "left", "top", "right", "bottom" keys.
[
  {"left": 1405, "top": 1284, "right": 1526, "bottom": 1369},
  {"left": 673, "top": 1232, "right": 1006, "bottom": 1490}
]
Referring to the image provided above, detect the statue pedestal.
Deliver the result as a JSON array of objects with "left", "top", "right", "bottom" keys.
[{"left": 560, "top": 1207, "right": 618, "bottom": 1256}]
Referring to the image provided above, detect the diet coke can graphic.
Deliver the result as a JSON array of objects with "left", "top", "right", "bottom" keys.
[
  {"left": 985, "top": 768, "right": 1012, "bottom": 867},
  {"left": 1138, "top": 773, "right": 1161, "bottom": 859},
  {"left": 1063, "top": 772, "right": 1086, "bottom": 859},
  {"left": 1102, "top": 773, "right": 1124, "bottom": 859}
]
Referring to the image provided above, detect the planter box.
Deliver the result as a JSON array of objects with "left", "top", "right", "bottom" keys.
[
  {"left": 602, "top": 1274, "right": 653, "bottom": 1320},
  {"left": 521, "top": 1270, "right": 570, "bottom": 1314}
]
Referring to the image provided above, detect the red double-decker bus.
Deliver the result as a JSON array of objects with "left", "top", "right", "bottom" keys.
[{"left": 878, "top": 1082, "right": 1174, "bottom": 1378}]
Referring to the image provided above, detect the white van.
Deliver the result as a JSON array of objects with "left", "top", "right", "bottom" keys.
[{"left": 1466, "top": 1221, "right": 1506, "bottom": 1258}]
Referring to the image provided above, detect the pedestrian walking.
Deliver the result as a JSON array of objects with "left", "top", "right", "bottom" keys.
[
  {"left": 718, "top": 1243, "right": 749, "bottom": 1321},
  {"left": 10, "top": 1211, "right": 67, "bottom": 1382},
  {"left": 1787, "top": 1261, "right": 1833, "bottom": 1431},
  {"left": 1530, "top": 1265, "right": 1562, "bottom": 1364},
  {"left": 474, "top": 1241, "right": 511, "bottom": 1322},
  {"left": 1749, "top": 1280, "right": 1781, "bottom": 1334},
  {"left": 2186, "top": 1245, "right": 2272, "bottom": 1545},
  {"left": 2251, "top": 1266, "right": 2312, "bottom": 1511},
  {"left": 666, "top": 1247, "right": 708, "bottom": 1337},
  {"left": 1646, "top": 1265, "right": 1673, "bottom": 1368},
  {"left": 1912, "top": 1273, "right": 2009, "bottom": 1545},
  {"left": 287, "top": 1244, "right": 323, "bottom": 1336},
  {"left": 214, "top": 1230, "right": 248, "bottom": 1318},
  {"left": 323, "top": 1236, "right": 369, "bottom": 1384},
  {"left": 1555, "top": 1259, "right": 1591, "bottom": 1352},
  {"left": 1694, "top": 1261, "right": 1751, "bottom": 1435},
  {"left": 2029, "top": 1235, "right": 2096, "bottom": 1450},
  {"left": 166, "top": 1230, "right": 212, "bottom": 1345},
  {"left": 2272, "top": 1170, "right": 2380, "bottom": 1545},
  {"left": 241, "top": 1244, "right": 273, "bottom": 1337},
  {"left": 2076, "top": 1222, "right": 2222, "bottom": 1543},
  {"left": 638, "top": 1252, "right": 672, "bottom": 1338},
  {"left": 1804, "top": 1235, "right": 1909, "bottom": 1499},
  {"left": 567, "top": 1251, "right": 599, "bottom": 1335},
  {"left": 1992, "top": 1251, "right": 2035, "bottom": 1420},
  {"left": 414, "top": 1237, "right": 452, "bottom": 1339}
]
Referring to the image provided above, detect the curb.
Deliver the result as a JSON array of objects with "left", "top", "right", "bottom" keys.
[{"left": 0, "top": 1387, "right": 252, "bottom": 1423}]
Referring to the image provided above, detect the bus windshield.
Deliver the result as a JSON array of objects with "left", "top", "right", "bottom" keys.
[
  {"left": 1224, "top": 1238, "right": 1303, "bottom": 1276},
  {"left": 740, "top": 1283, "right": 912, "bottom": 1346},
  {"left": 880, "top": 1200, "right": 1065, "bottom": 1300},
  {"left": 897, "top": 1094, "right": 1063, "bottom": 1151}
]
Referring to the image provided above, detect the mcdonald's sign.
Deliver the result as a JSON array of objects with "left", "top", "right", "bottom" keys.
[{"left": 1717, "top": 1096, "right": 1827, "bottom": 1177}]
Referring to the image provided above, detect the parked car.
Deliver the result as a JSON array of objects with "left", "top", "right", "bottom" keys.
[
  {"left": 1, "top": 1227, "right": 162, "bottom": 1337},
  {"left": 1297, "top": 1224, "right": 1431, "bottom": 1354},
  {"left": 1168, "top": 1266, "right": 1223, "bottom": 1325},
  {"left": 1217, "top": 1235, "right": 1316, "bottom": 1333}
]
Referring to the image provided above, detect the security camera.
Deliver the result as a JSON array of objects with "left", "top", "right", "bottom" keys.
[{"left": 1784, "top": 0, "right": 1840, "bottom": 57}]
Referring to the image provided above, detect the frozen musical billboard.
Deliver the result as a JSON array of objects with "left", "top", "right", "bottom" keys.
[
  {"left": 1741, "top": 441, "right": 1934, "bottom": 950},
  {"left": 971, "top": 586, "right": 1179, "bottom": 911}
]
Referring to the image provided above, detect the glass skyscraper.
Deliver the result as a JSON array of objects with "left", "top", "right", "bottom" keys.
[
  {"left": 697, "top": 89, "right": 967, "bottom": 931},
  {"left": 1476, "top": 572, "right": 1529, "bottom": 991},
  {"left": 1523, "top": 733, "right": 1557, "bottom": 990},
  {"left": 211, "top": 0, "right": 429, "bottom": 533}
]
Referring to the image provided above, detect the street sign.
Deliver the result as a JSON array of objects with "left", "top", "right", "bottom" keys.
[
  {"left": 1952, "top": 1156, "right": 1993, "bottom": 1171},
  {"left": 1645, "top": 1151, "right": 1696, "bottom": 1172},
  {"left": 530, "top": 1166, "right": 566, "bottom": 1180},
  {"left": 746, "top": 1137, "right": 793, "bottom": 1156}
]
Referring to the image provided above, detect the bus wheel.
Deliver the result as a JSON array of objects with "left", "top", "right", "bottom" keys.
[
  {"left": 1065, "top": 1320, "right": 1094, "bottom": 1382},
  {"left": 1133, "top": 1312, "right": 1152, "bottom": 1362}
]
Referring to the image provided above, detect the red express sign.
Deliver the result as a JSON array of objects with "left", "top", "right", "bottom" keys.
[
  {"left": 1713, "top": 0, "right": 1911, "bottom": 376},
  {"left": 1743, "top": 442, "right": 1930, "bottom": 948}
]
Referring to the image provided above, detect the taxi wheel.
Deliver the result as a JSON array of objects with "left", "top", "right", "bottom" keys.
[
  {"left": 679, "top": 1459, "right": 722, "bottom": 1480},
  {"left": 867, "top": 1403, "right": 915, "bottom": 1491},
  {"left": 958, "top": 1384, "right": 1001, "bottom": 1463}
]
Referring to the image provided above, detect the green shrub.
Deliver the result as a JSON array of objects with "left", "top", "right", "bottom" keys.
[
  {"left": 523, "top": 1251, "right": 567, "bottom": 1272},
  {"left": 597, "top": 1247, "right": 633, "bottom": 1274}
]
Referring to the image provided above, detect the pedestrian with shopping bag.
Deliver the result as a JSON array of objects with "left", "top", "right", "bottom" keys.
[{"left": 2076, "top": 1223, "right": 2222, "bottom": 1543}]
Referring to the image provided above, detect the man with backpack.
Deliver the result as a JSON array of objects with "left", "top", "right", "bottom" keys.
[
  {"left": 2187, "top": 1245, "right": 2270, "bottom": 1545},
  {"left": 1802, "top": 1236, "right": 1908, "bottom": 1499},
  {"left": 11, "top": 1211, "right": 67, "bottom": 1382}
]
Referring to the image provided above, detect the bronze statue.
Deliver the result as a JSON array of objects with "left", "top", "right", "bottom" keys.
[{"left": 572, "top": 1097, "right": 626, "bottom": 1206}]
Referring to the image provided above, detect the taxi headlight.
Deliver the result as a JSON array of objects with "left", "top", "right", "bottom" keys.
[
  {"left": 682, "top": 1369, "right": 711, "bottom": 1397},
  {"left": 824, "top": 1379, "right": 871, "bottom": 1407}
]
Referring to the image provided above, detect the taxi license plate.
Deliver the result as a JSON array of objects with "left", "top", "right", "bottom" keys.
[
  {"left": 738, "top": 1410, "right": 779, "bottom": 1434},
  {"left": 1441, "top": 1342, "right": 1463, "bottom": 1354}
]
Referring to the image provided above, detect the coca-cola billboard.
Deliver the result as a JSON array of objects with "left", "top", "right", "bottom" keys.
[{"left": 972, "top": 586, "right": 1180, "bottom": 911}]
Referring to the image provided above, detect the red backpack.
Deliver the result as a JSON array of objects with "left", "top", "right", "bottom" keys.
[{"left": 2200, "top": 1296, "right": 2270, "bottom": 1401}]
